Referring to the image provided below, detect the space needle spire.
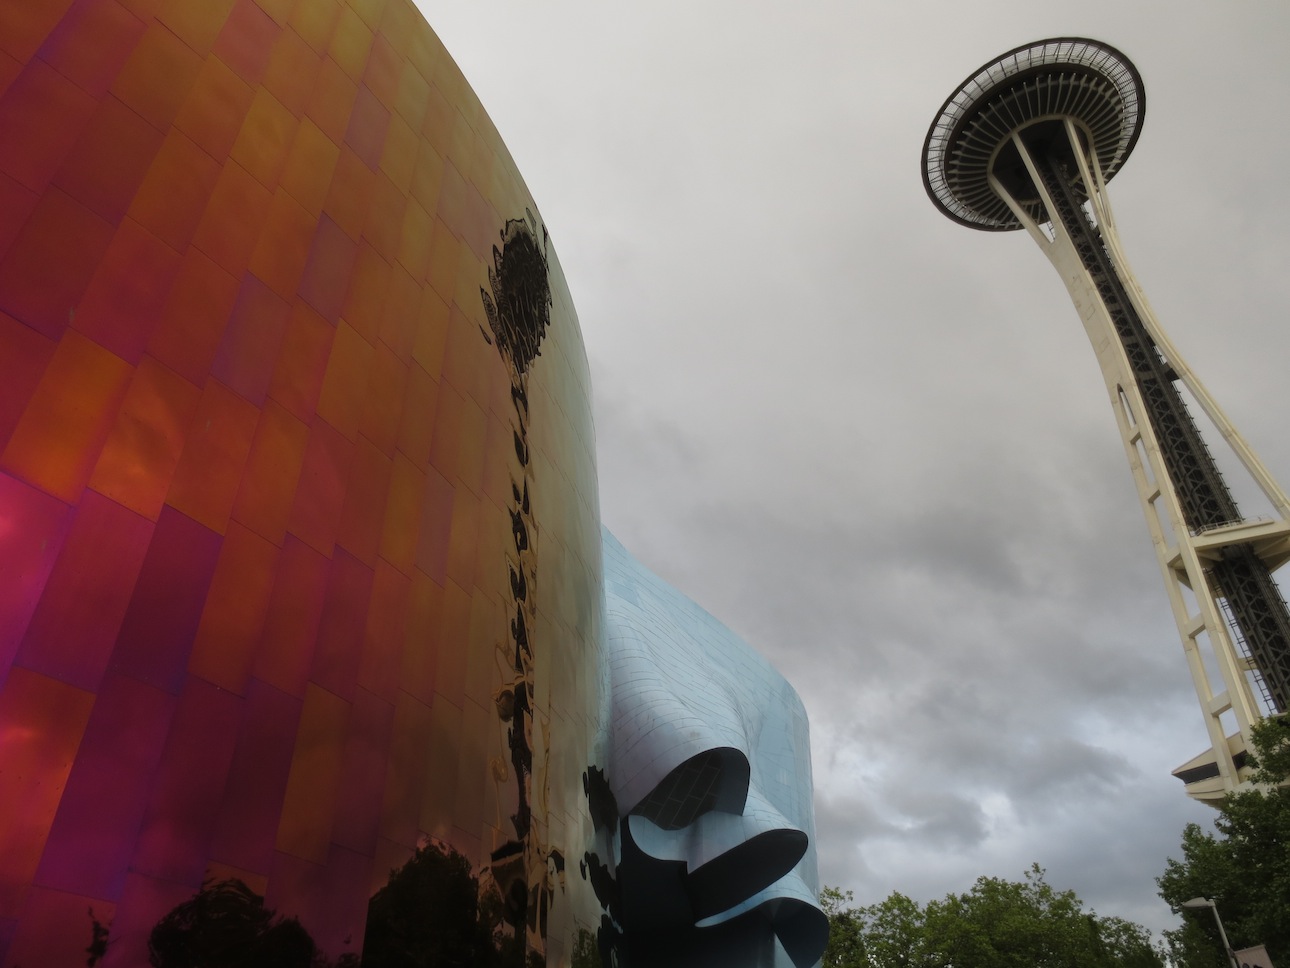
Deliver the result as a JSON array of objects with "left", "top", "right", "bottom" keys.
[{"left": 922, "top": 38, "right": 1290, "bottom": 803}]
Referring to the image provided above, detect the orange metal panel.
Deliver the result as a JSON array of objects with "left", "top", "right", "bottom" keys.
[
  {"left": 330, "top": 686, "right": 393, "bottom": 857},
  {"left": 210, "top": 274, "right": 291, "bottom": 406},
  {"left": 0, "top": 330, "right": 132, "bottom": 503},
  {"left": 380, "top": 114, "right": 417, "bottom": 197},
  {"left": 346, "top": 86, "right": 390, "bottom": 173},
  {"left": 191, "top": 160, "right": 273, "bottom": 277},
  {"left": 395, "top": 196, "right": 432, "bottom": 281},
  {"left": 309, "top": 550, "right": 374, "bottom": 701},
  {"left": 145, "top": 247, "right": 240, "bottom": 386},
  {"left": 229, "top": 86, "right": 297, "bottom": 191},
  {"left": 349, "top": 0, "right": 387, "bottom": 30},
  {"left": 392, "top": 57, "right": 430, "bottom": 130},
  {"left": 375, "top": 0, "right": 418, "bottom": 59},
  {"left": 412, "top": 285, "right": 449, "bottom": 380},
  {"left": 441, "top": 302, "right": 492, "bottom": 413},
  {"left": 247, "top": 188, "right": 314, "bottom": 299},
  {"left": 414, "top": 463, "right": 452, "bottom": 584},
  {"left": 0, "top": 171, "right": 39, "bottom": 265},
  {"left": 403, "top": 16, "right": 444, "bottom": 97},
  {"left": 423, "top": 216, "right": 458, "bottom": 304},
  {"left": 398, "top": 570, "right": 442, "bottom": 706},
  {"left": 252, "top": 534, "right": 329, "bottom": 698},
  {"left": 321, "top": 146, "right": 375, "bottom": 242},
  {"left": 419, "top": 81, "right": 455, "bottom": 159},
  {"left": 362, "top": 171, "right": 404, "bottom": 262},
  {"left": 315, "top": 321, "right": 373, "bottom": 441},
  {"left": 479, "top": 414, "right": 511, "bottom": 516},
  {"left": 172, "top": 54, "right": 255, "bottom": 162},
  {"left": 298, "top": 214, "right": 358, "bottom": 321},
  {"left": 211, "top": 0, "right": 279, "bottom": 85},
  {"left": 72, "top": 217, "right": 183, "bottom": 364},
  {"left": 278, "top": 118, "right": 340, "bottom": 217},
  {"left": 188, "top": 521, "right": 280, "bottom": 693},
  {"left": 261, "top": 23, "right": 320, "bottom": 118},
  {"left": 16, "top": 490, "right": 154, "bottom": 693},
  {"left": 52, "top": 94, "right": 164, "bottom": 220},
  {"left": 328, "top": 6, "right": 373, "bottom": 83},
  {"left": 275, "top": 682, "right": 350, "bottom": 864},
  {"left": 130, "top": 676, "right": 243, "bottom": 893},
  {"left": 267, "top": 298, "right": 335, "bottom": 422},
  {"left": 289, "top": 0, "right": 342, "bottom": 55},
  {"left": 357, "top": 340, "right": 406, "bottom": 458},
  {"left": 378, "top": 452, "right": 423, "bottom": 577},
  {"left": 0, "top": 669, "right": 95, "bottom": 917},
  {"left": 110, "top": 20, "right": 204, "bottom": 132},
  {"left": 252, "top": 0, "right": 292, "bottom": 26},
  {"left": 88, "top": 355, "right": 201, "bottom": 521},
  {"left": 450, "top": 380, "right": 487, "bottom": 496},
  {"left": 0, "top": 0, "right": 76, "bottom": 63},
  {"left": 363, "top": 33, "right": 400, "bottom": 109},
  {"left": 0, "top": 199, "right": 107, "bottom": 341},
  {"left": 434, "top": 580, "right": 471, "bottom": 703},
  {"left": 165, "top": 377, "right": 261, "bottom": 533},
  {"left": 304, "top": 55, "right": 357, "bottom": 146},
  {"left": 0, "top": 52, "right": 96, "bottom": 197},
  {"left": 285, "top": 415, "right": 354, "bottom": 557},
  {"left": 157, "top": 0, "right": 237, "bottom": 55},
  {"left": 0, "top": 312, "right": 56, "bottom": 452},
  {"left": 394, "top": 360, "right": 438, "bottom": 471},
  {"left": 335, "top": 435, "right": 393, "bottom": 567},
  {"left": 427, "top": 378, "right": 463, "bottom": 483},
  {"left": 443, "top": 486, "right": 478, "bottom": 589},
  {"left": 376, "top": 263, "right": 419, "bottom": 362},
  {"left": 356, "top": 559, "right": 409, "bottom": 703},
  {"left": 230, "top": 399, "right": 310, "bottom": 546},
  {"left": 127, "top": 129, "right": 224, "bottom": 252},
  {"left": 38, "top": 0, "right": 145, "bottom": 99},
  {"left": 339, "top": 242, "right": 390, "bottom": 343}
]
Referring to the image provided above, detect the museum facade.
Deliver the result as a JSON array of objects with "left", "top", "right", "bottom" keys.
[{"left": 0, "top": 1, "right": 825, "bottom": 964}]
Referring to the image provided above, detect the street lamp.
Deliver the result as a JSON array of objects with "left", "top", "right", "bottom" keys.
[{"left": 1180, "top": 897, "right": 1240, "bottom": 968}]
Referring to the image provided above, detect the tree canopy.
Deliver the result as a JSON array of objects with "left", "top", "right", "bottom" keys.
[
  {"left": 1157, "top": 716, "right": 1290, "bottom": 967},
  {"left": 821, "top": 866, "right": 1163, "bottom": 968}
]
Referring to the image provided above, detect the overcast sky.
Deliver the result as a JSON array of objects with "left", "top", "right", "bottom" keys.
[{"left": 415, "top": 0, "right": 1290, "bottom": 937}]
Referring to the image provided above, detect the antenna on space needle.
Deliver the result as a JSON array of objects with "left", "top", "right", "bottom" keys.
[{"left": 922, "top": 38, "right": 1290, "bottom": 803}]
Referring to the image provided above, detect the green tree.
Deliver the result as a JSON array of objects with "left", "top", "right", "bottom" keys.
[
  {"left": 1157, "top": 716, "right": 1290, "bottom": 968},
  {"left": 820, "top": 887, "right": 866, "bottom": 968},
  {"left": 822, "top": 866, "right": 1163, "bottom": 968}
]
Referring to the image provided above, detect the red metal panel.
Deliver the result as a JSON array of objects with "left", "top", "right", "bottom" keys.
[{"left": 16, "top": 490, "right": 154, "bottom": 692}]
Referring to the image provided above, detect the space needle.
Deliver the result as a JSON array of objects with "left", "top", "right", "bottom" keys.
[{"left": 922, "top": 38, "right": 1290, "bottom": 803}]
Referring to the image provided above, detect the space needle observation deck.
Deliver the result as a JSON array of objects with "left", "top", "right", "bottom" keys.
[{"left": 922, "top": 38, "right": 1290, "bottom": 804}]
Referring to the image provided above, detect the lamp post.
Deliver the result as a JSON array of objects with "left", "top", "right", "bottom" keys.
[{"left": 1181, "top": 897, "right": 1240, "bottom": 968}]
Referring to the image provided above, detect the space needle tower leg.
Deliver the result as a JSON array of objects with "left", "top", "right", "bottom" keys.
[{"left": 923, "top": 39, "right": 1290, "bottom": 803}]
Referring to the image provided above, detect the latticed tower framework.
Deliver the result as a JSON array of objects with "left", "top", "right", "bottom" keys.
[{"left": 922, "top": 38, "right": 1290, "bottom": 804}]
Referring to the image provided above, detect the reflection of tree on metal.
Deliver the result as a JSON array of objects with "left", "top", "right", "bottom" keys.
[
  {"left": 147, "top": 879, "right": 325, "bottom": 968},
  {"left": 480, "top": 211, "right": 552, "bottom": 375},
  {"left": 479, "top": 211, "right": 557, "bottom": 965}
]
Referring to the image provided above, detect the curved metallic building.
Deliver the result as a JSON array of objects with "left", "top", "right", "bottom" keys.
[{"left": 0, "top": 1, "right": 822, "bottom": 965}]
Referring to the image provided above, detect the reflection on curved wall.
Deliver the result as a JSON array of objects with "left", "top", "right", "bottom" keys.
[
  {"left": 0, "top": 1, "right": 603, "bottom": 963},
  {"left": 0, "top": 1, "right": 820, "bottom": 965}
]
